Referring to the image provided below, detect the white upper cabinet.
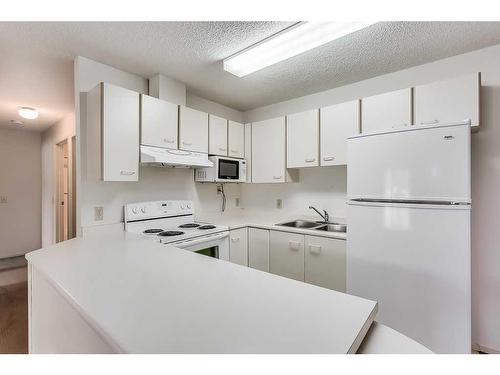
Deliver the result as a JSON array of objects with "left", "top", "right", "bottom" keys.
[
  {"left": 179, "top": 106, "right": 209, "bottom": 153},
  {"left": 286, "top": 109, "right": 319, "bottom": 168},
  {"left": 415, "top": 73, "right": 480, "bottom": 129},
  {"left": 228, "top": 120, "right": 245, "bottom": 159},
  {"left": 251, "top": 117, "right": 287, "bottom": 183},
  {"left": 320, "top": 100, "right": 360, "bottom": 166},
  {"left": 140, "top": 94, "right": 178, "bottom": 149},
  {"left": 269, "top": 231, "right": 305, "bottom": 282},
  {"left": 209, "top": 115, "right": 228, "bottom": 156},
  {"left": 244, "top": 123, "right": 252, "bottom": 183},
  {"left": 361, "top": 88, "right": 412, "bottom": 133},
  {"left": 305, "top": 236, "right": 346, "bottom": 292},
  {"left": 88, "top": 82, "right": 139, "bottom": 182}
]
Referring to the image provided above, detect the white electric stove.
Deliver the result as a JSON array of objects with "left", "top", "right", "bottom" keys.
[{"left": 124, "top": 200, "right": 229, "bottom": 260}]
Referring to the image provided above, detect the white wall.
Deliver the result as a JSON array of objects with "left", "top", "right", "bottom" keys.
[
  {"left": 41, "top": 113, "right": 75, "bottom": 246},
  {"left": 0, "top": 128, "right": 41, "bottom": 258},
  {"left": 242, "top": 43, "right": 500, "bottom": 352},
  {"left": 187, "top": 93, "right": 244, "bottom": 123},
  {"left": 75, "top": 57, "right": 244, "bottom": 231}
]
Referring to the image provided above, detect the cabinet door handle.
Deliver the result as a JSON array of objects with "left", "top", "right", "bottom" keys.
[
  {"left": 120, "top": 170, "right": 136, "bottom": 176},
  {"left": 420, "top": 119, "right": 439, "bottom": 125},
  {"left": 323, "top": 156, "right": 335, "bottom": 161},
  {"left": 182, "top": 141, "right": 193, "bottom": 146},
  {"left": 309, "top": 245, "right": 322, "bottom": 255},
  {"left": 289, "top": 241, "right": 301, "bottom": 250},
  {"left": 273, "top": 176, "right": 282, "bottom": 180},
  {"left": 219, "top": 147, "right": 227, "bottom": 152},
  {"left": 230, "top": 149, "right": 238, "bottom": 153},
  {"left": 164, "top": 138, "right": 175, "bottom": 144},
  {"left": 305, "top": 158, "right": 316, "bottom": 163},
  {"left": 231, "top": 237, "right": 240, "bottom": 242}
]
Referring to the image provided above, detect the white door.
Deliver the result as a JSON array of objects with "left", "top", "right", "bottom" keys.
[
  {"left": 248, "top": 228, "right": 269, "bottom": 271},
  {"left": 305, "top": 236, "right": 346, "bottom": 292},
  {"left": 347, "top": 201, "right": 471, "bottom": 353},
  {"left": 101, "top": 83, "right": 139, "bottom": 181},
  {"left": 269, "top": 231, "right": 304, "bottom": 281},
  {"left": 252, "top": 117, "right": 286, "bottom": 183},
  {"left": 209, "top": 115, "right": 228, "bottom": 156},
  {"left": 140, "top": 94, "right": 178, "bottom": 149},
  {"left": 347, "top": 122, "right": 471, "bottom": 202},
  {"left": 229, "top": 228, "right": 248, "bottom": 266},
  {"left": 361, "top": 88, "right": 412, "bottom": 133},
  {"left": 244, "top": 123, "right": 252, "bottom": 183},
  {"left": 228, "top": 121, "right": 245, "bottom": 158},
  {"left": 286, "top": 109, "right": 319, "bottom": 168},
  {"left": 415, "top": 73, "right": 480, "bottom": 129},
  {"left": 179, "top": 106, "right": 209, "bottom": 153},
  {"left": 320, "top": 100, "right": 360, "bottom": 166}
]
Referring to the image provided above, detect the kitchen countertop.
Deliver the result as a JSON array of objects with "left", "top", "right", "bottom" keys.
[
  {"left": 26, "top": 231, "right": 375, "bottom": 353},
  {"left": 195, "top": 210, "right": 347, "bottom": 240}
]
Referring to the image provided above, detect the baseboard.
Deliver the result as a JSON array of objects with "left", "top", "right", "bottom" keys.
[
  {"left": 472, "top": 342, "right": 500, "bottom": 354},
  {"left": 0, "top": 266, "right": 27, "bottom": 287}
]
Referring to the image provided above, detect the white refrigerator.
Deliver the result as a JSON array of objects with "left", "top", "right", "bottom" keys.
[{"left": 346, "top": 121, "right": 471, "bottom": 354}]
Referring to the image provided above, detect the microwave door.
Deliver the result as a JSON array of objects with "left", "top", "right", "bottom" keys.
[{"left": 218, "top": 159, "right": 240, "bottom": 180}]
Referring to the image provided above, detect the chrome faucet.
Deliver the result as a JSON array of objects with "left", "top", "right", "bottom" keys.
[{"left": 309, "top": 206, "right": 330, "bottom": 223}]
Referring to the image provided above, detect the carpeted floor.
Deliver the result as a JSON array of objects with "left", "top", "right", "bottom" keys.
[{"left": 0, "top": 282, "right": 28, "bottom": 354}]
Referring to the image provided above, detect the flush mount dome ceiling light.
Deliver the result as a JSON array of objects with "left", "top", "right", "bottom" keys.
[
  {"left": 223, "top": 21, "right": 377, "bottom": 77},
  {"left": 18, "top": 107, "right": 39, "bottom": 119}
]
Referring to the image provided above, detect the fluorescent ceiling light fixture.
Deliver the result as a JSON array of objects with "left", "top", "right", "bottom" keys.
[
  {"left": 223, "top": 21, "right": 377, "bottom": 77},
  {"left": 18, "top": 107, "right": 39, "bottom": 119}
]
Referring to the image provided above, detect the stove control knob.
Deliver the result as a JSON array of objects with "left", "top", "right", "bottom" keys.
[
  {"left": 187, "top": 203, "right": 192, "bottom": 209},
  {"left": 140, "top": 207, "right": 146, "bottom": 214},
  {"left": 180, "top": 203, "right": 185, "bottom": 210},
  {"left": 132, "top": 208, "right": 138, "bottom": 214}
]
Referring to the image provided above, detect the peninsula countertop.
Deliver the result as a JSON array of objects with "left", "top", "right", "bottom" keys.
[{"left": 26, "top": 230, "right": 374, "bottom": 353}]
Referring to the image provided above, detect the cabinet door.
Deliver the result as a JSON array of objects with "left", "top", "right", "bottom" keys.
[
  {"left": 269, "top": 231, "right": 304, "bottom": 281},
  {"left": 251, "top": 117, "right": 286, "bottom": 183},
  {"left": 209, "top": 115, "right": 228, "bottom": 156},
  {"left": 244, "top": 123, "right": 252, "bottom": 183},
  {"left": 361, "top": 88, "right": 412, "bottom": 133},
  {"left": 179, "top": 106, "right": 209, "bottom": 153},
  {"left": 101, "top": 83, "right": 140, "bottom": 181},
  {"left": 305, "top": 235, "right": 346, "bottom": 292},
  {"left": 228, "top": 120, "right": 245, "bottom": 158},
  {"left": 415, "top": 73, "right": 480, "bottom": 129},
  {"left": 229, "top": 228, "right": 248, "bottom": 266},
  {"left": 320, "top": 100, "right": 360, "bottom": 166},
  {"left": 286, "top": 109, "right": 319, "bottom": 168},
  {"left": 140, "top": 94, "right": 178, "bottom": 149},
  {"left": 248, "top": 228, "right": 269, "bottom": 271}
]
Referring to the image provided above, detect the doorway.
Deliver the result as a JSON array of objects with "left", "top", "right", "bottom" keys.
[{"left": 55, "top": 136, "right": 76, "bottom": 243}]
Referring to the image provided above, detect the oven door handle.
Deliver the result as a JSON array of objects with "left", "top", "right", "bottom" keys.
[{"left": 173, "top": 232, "right": 228, "bottom": 248}]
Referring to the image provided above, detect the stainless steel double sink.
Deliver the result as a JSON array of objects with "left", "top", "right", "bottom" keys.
[{"left": 277, "top": 220, "right": 347, "bottom": 233}]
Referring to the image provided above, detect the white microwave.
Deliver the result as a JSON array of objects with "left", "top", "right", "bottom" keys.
[{"left": 195, "top": 156, "right": 247, "bottom": 183}]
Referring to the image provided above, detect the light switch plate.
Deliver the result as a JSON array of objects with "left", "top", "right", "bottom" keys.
[
  {"left": 276, "top": 199, "right": 283, "bottom": 209},
  {"left": 0, "top": 196, "right": 7, "bottom": 204},
  {"left": 94, "top": 206, "right": 104, "bottom": 221}
]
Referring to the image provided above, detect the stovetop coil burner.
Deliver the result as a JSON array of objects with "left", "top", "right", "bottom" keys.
[
  {"left": 178, "top": 223, "right": 201, "bottom": 229},
  {"left": 143, "top": 229, "right": 163, "bottom": 234},
  {"left": 198, "top": 225, "right": 216, "bottom": 230},
  {"left": 158, "top": 230, "right": 185, "bottom": 237}
]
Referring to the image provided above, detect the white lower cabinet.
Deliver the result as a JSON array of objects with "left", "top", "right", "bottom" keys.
[
  {"left": 229, "top": 228, "right": 248, "bottom": 266},
  {"left": 305, "top": 235, "right": 346, "bottom": 292},
  {"left": 269, "top": 231, "right": 305, "bottom": 281},
  {"left": 248, "top": 228, "right": 269, "bottom": 271}
]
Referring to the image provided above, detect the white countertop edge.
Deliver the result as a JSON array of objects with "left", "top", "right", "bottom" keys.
[
  {"left": 29, "top": 260, "right": 127, "bottom": 354},
  {"left": 348, "top": 303, "right": 379, "bottom": 353}
]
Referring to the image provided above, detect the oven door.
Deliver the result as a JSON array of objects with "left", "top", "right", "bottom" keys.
[
  {"left": 171, "top": 232, "right": 229, "bottom": 261},
  {"left": 217, "top": 158, "right": 241, "bottom": 181}
]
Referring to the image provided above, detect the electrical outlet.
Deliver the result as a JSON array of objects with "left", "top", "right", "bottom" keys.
[
  {"left": 94, "top": 206, "right": 104, "bottom": 221},
  {"left": 0, "top": 196, "right": 7, "bottom": 204},
  {"left": 276, "top": 199, "right": 283, "bottom": 209},
  {"left": 235, "top": 198, "right": 240, "bottom": 207}
]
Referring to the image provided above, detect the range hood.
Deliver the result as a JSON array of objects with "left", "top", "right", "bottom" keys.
[{"left": 140, "top": 145, "right": 214, "bottom": 168}]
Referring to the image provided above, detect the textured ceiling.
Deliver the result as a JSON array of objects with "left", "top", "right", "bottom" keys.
[{"left": 2, "top": 21, "right": 500, "bottom": 131}]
